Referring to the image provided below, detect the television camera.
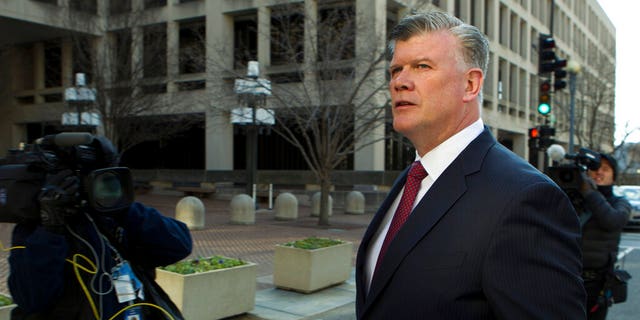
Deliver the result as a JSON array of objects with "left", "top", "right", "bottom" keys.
[
  {"left": 546, "top": 145, "right": 601, "bottom": 211},
  {"left": 0, "top": 132, "right": 134, "bottom": 223}
]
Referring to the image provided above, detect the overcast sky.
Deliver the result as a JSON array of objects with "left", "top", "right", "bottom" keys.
[{"left": 596, "top": 0, "right": 640, "bottom": 144}]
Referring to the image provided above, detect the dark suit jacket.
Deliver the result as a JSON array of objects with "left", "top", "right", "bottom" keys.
[{"left": 355, "top": 129, "right": 586, "bottom": 319}]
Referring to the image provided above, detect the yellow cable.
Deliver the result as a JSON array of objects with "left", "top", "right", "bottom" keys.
[
  {"left": 0, "top": 240, "right": 25, "bottom": 252},
  {"left": 3, "top": 242, "right": 175, "bottom": 319},
  {"left": 71, "top": 253, "right": 100, "bottom": 320},
  {"left": 108, "top": 302, "right": 176, "bottom": 320}
]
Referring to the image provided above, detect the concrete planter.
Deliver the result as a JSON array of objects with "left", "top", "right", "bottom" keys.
[
  {"left": 0, "top": 304, "right": 15, "bottom": 320},
  {"left": 156, "top": 259, "right": 257, "bottom": 320},
  {"left": 273, "top": 241, "right": 353, "bottom": 293}
]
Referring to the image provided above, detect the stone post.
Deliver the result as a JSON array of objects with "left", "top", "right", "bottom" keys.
[
  {"left": 311, "top": 192, "right": 332, "bottom": 217},
  {"left": 175, "top": 196, "right": 205, "bottom": 230},
  {"left": 274, "top": 192, "right": 298, "bottom": 220},
  {"left": 230, "top": 194, "right": 255, "bottom": 224},
  {"left": 346, "top": 190, "right": 365, "bottom": 215}
]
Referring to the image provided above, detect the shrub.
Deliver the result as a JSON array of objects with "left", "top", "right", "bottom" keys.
[
  {"left": 159, "top": 255, "right": 246, "bottom": 275},
  {"left": 282, "top": 237, "right": 344, "bottom": 250},
  {"left": 0, "top": 294, "right": 12, "bottom": 307}
]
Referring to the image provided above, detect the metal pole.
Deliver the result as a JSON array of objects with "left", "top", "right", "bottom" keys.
[{"left": 568, "top": 71, "right": 577, "bottom": 153}]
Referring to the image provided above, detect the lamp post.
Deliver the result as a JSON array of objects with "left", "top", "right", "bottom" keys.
[
  {"left": 233, "top": 61, "right": 272, "bottom": 200},
  {"left": 567, "top": 60, "right": 581, "bottom": 153},
  {"left": 63, "top": 73, "right": 98, "bottom": 130}
]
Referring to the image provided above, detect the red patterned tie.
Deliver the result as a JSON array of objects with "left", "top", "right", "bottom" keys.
[{"left": 375, "top": 161, "right": 427, "bottom": 273}]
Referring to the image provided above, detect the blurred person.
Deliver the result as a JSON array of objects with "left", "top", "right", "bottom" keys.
[
  {"left": 355, "top": 10, "right": 586, "bottom": 319},
  {"left": 580, "top": 153, "right": 631, "bottom": 319},
  {"left": 8, "top": 136, "right": 192, "bottom": 320}
]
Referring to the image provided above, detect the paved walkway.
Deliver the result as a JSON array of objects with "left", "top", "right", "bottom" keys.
[{"left": 0, "top": 191, "right": 374, "bottom": 319}]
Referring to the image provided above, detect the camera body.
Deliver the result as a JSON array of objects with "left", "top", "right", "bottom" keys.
[
  {"left": 0, "top": 133, "right": 134, "bottom": 223},
  {"left": 546, "top": 147, "right": 601, "bottom": 211}
]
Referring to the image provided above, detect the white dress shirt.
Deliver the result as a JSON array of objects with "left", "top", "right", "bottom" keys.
[{"left": 365, "top": 119, "right": 485, "bottom": 291}]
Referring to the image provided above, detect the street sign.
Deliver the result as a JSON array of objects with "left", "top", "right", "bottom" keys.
[{"left": 61, "top": 112, "right": 101, "bottom": 126}]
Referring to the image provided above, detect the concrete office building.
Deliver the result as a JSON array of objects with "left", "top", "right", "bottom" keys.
[{"left": 0, "top": 0, "right": 615, "bottom": 182}]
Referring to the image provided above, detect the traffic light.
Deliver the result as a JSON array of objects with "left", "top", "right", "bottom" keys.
[
  {"left": 538, "top": 34, "right": 556, "bottom": 74},
  {"left": 538, "top": 81, "right": 552, "bottom": 115},
  {"left": 538, "top": 125, "right": 556, "bottom": 149},
  {"left": 528, "top": 126, "right": 540, "bottom": 148},
  {"left": 554, "top": 58, "right": 568, "bottom": 90}
]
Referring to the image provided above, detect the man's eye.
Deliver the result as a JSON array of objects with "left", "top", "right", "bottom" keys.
[{"left": 417, "top": 64, "right": 430, "bottom": 69}]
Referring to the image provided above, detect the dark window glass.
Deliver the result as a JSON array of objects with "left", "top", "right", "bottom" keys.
[
  {"left": 44, "top": 41, "right": 62, "bottom": 88},
  {"left": 144, "top": 23, "right": 167, "bottom": 78},
  {"left": 271, "top": 6, "right": 304, "bottom": 65},
  {"left": 234, "top": 15, "right": 258, "bottom": 69},
  {"left": 179, "top": 19, "right": 206, "bottom": 74}
]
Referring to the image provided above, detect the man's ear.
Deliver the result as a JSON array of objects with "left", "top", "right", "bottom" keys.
[{"left": 462, "top": 68, "right": 483, "bottom": 103}]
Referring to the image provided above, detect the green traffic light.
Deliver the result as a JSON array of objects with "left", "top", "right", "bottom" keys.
[{"left": 538, "top": 103, "right": 551, "bottom": 115}]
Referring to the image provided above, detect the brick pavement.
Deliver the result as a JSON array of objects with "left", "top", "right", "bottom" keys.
[{"left": 0, "top": 192, "right": 375, "bottom": 300}]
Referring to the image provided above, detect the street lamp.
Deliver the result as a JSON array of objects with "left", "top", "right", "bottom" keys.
[
  {"left": 233, "top": 61, "right": 273, "bottom": 200},
  {"left": 567, "top": 60, "right": 581, "bottom": 153},
  {"left": 63, "top": 73, "right": 99, "bottom": 130}
]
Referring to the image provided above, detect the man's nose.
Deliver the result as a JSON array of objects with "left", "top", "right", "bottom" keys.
[{"left": 391, "top": 70, "right": 414, "bottom": 91}]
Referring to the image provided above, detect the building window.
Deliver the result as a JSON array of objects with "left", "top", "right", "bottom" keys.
[
  {"left": 271, "top": 5, "right": 304, "bottom": 65},
  {"left": 110, "top": 0, "right": 131, "bottom": 15},
  {"left": 179, "top": 18, "right": 206, "bottom": 74},
  {"left": 44, "top": 41, "right": 62, "bottom": 88},
  {"left": 33, "top": 0, "right": 57, "bottom": 5},
  {"left": 144, "top": 0, "right": 167, "bottom": 9},
  {"left": 318, "top": 2, "right": 355, "bottom": 62},
  {"left": 70, "top": 0, "right": 97, "bottom": 14},
  {"left": 144, "top": 23, "right": 167, "bottom": 78},
  {"left": 113, "top": 30, "right": 132, "bottom": 81},
  {"left": 234, "top": 14, "right": 258, "bottom": 69}
]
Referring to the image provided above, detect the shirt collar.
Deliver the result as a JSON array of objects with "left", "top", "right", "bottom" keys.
[{"left": 415, "top": 119, "right": 484, "bottom": 181}]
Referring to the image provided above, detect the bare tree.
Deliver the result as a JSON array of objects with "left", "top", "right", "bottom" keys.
[
  {"left": 571, "top": 51, "right": 616, "bottom": 151},
  {"left": 60, "top": 2, "right": 201, "bottom": 156},
  {"left": 205, "top": 2, "right": 391, "bottom": 225}
]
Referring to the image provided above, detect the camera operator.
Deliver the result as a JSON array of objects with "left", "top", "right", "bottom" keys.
[
  {"left": 7, "top": 136, "right": 193, "bottom": 320},
  {"left": 579, "top": 153, "right": 631, "bottom": 319}
]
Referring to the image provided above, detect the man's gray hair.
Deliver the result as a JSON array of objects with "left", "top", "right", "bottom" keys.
[{"left": 388, "top": 11, "right": 490, "bottom": 75}]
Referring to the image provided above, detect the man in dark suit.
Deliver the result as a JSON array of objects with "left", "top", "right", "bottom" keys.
[{"left": 355, "top": 11, "right": 586, "bottom": 319}]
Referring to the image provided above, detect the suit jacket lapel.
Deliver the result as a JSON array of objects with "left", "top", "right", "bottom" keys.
[
  {"left": 361, "top": 128, "right": 495, "bottom": 314},
  {"left": 355, "top": 165, "right": 410, "bottom": 308}
]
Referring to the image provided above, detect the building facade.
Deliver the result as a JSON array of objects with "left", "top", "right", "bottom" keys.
[{"left": 0, "top": 0, "right": 616, "bottom": 180}]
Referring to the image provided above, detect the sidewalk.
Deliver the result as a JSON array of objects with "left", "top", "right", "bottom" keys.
[
  {"left": 0, "top": 191, "right": 373, "bottom": 319},
  {"left": 141, "top": 192, "right": 367, "bottom": 320}
]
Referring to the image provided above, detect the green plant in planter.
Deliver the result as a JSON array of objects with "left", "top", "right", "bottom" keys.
[
  {"left": 0, "top": 294, "right": 12, "bottom": 307},
  {"left": 159, "top": 255, "right": 246, "bottom": 275},
  {"left": 282, "top": 237, "right": 344, "bottom": 250}
]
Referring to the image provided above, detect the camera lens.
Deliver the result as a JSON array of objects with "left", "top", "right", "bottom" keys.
[{"left": 92, "top": 171, "right": 123, "bottom": 208}]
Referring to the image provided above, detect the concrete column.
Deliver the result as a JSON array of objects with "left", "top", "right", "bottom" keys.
[
  {"left": 204, "top": 3, "right": 235, "bottom": 170},
  {"left": 302, "top": 0, "right": 318, "bottom": 101},
  {"left": 61, "top": 39, "right": 73, "bottom": 87},
  {"left": 167, "top": 21, "right": 179, "bottom": 93},
  {"left": 257, "top": 6, "right": 271, "bottom": 67},
  {"left": 353, "top": 0, "right": 386, "bottom": 171},
  {"left": 131, "top": 26, "right": 143, "bottom": 93},
  {"left": 34, "top": 42, "right": 45, "bottom": 104},
  {"left": 205, "top": 110, "right": 234, "bottom": 170}
]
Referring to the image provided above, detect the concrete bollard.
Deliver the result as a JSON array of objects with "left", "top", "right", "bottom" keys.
[
  {"left": 175, "top": 196, "right": 205, "bottom": 230},
  {"left": 311, "top": 192, "right": 333, "bottom": 217},
  {"left": 230, "top": 194, "right": 255, "bottom": 224},
  {"left": 345, "top": 190, "right": 365, "bottom": 215},
  {"left": 274, "top": 192, "right": 298, "bottom": 220}
]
